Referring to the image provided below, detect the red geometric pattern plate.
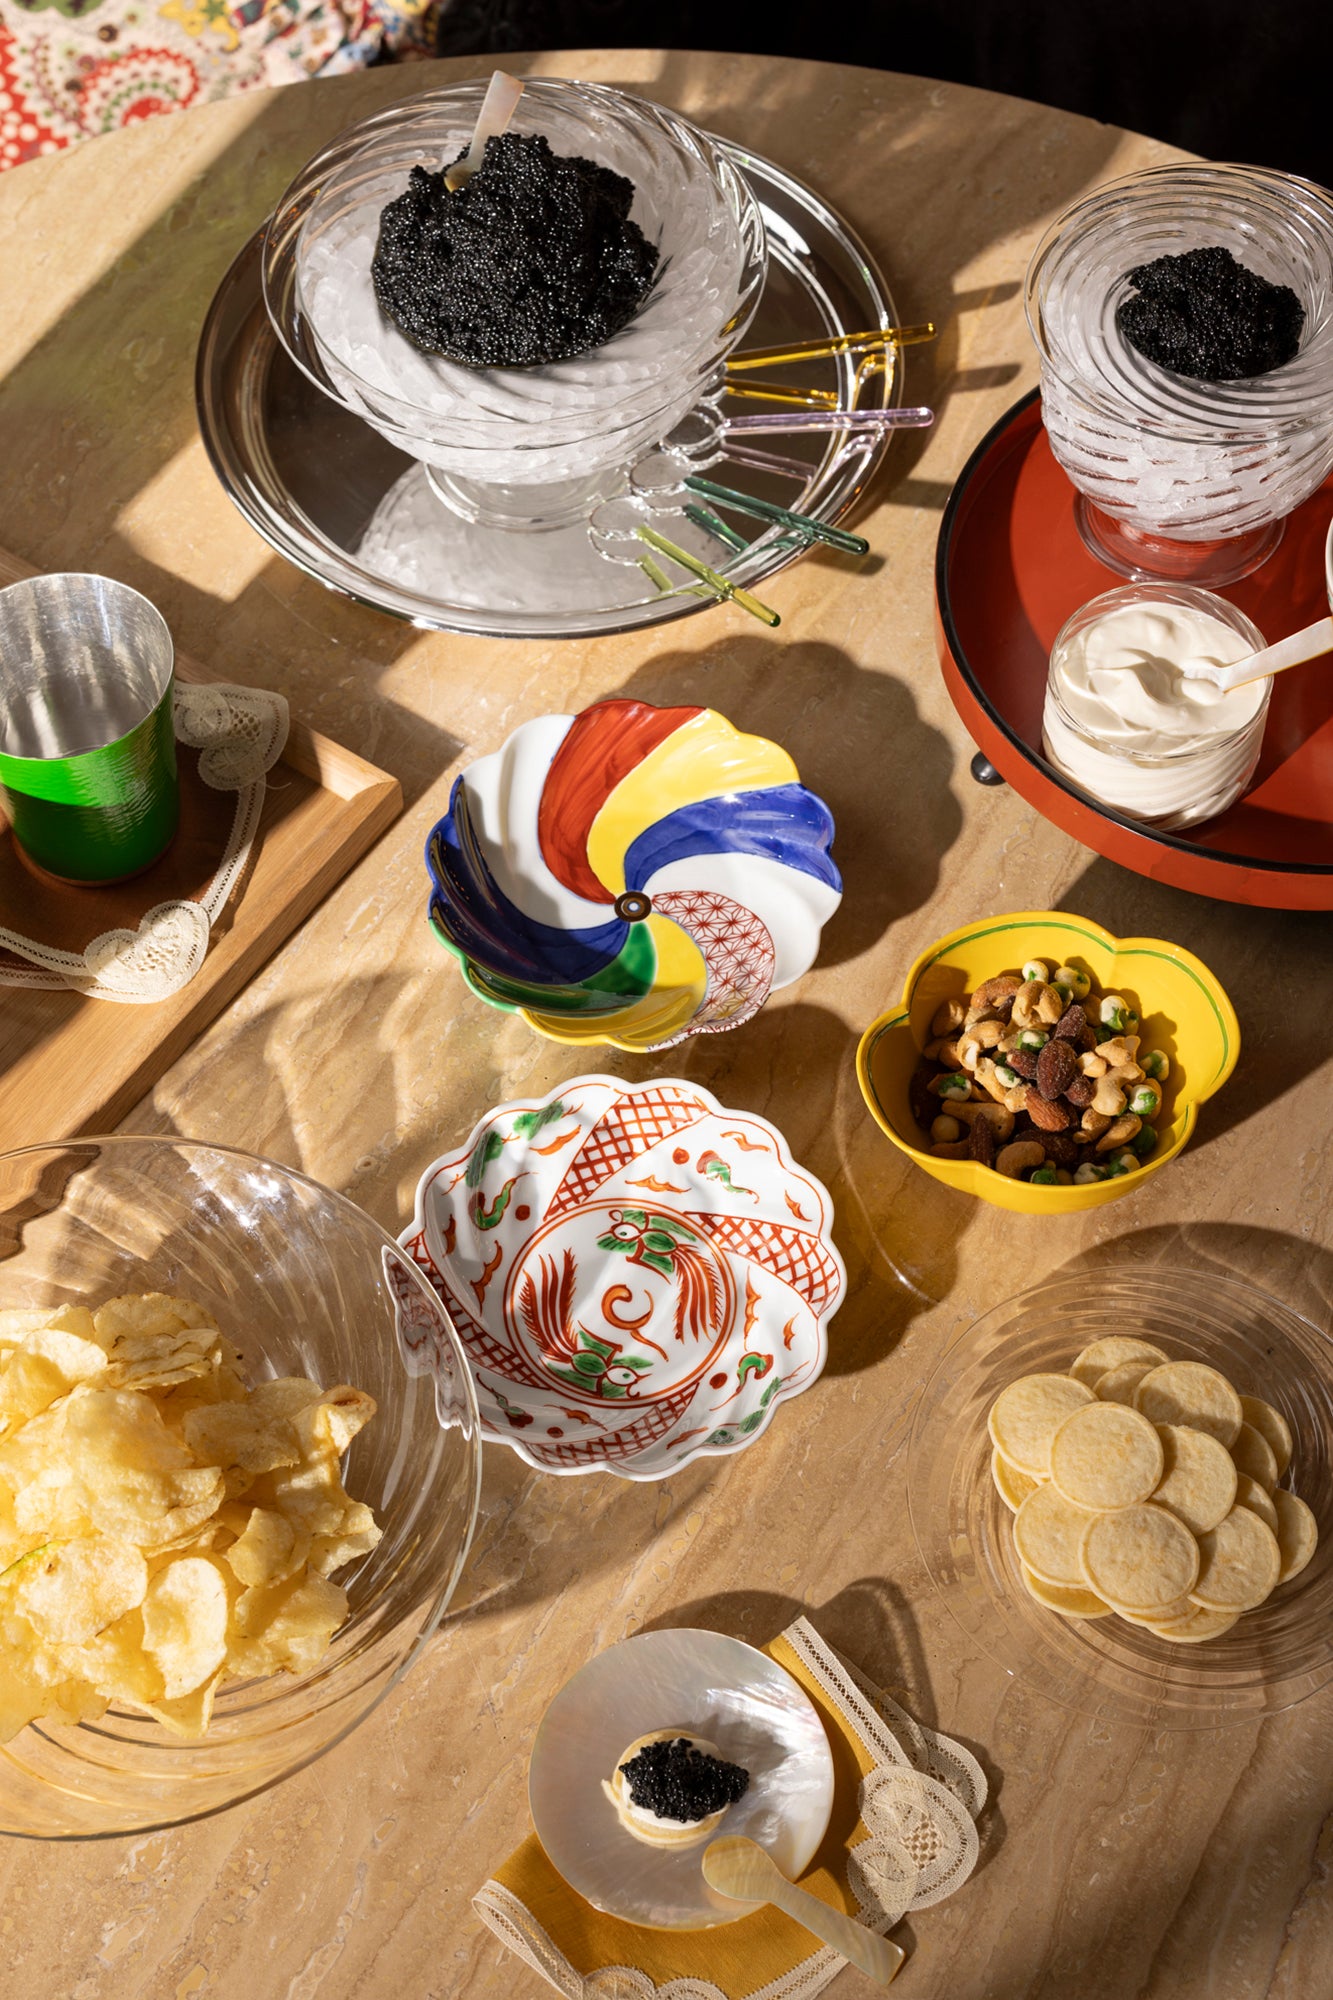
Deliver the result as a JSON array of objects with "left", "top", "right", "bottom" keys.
[
  {"left": 399, "top": 1075, "right": 845, "bottom": 1479},
  {"left": 936, "top": 391, "right": 1333, "bottom": 910}
]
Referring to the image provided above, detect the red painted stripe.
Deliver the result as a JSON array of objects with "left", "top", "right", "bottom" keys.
[{"left": 538, "top": 700, "right": 703, "bottom": 901}]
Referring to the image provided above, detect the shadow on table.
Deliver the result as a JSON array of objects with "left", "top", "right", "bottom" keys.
[
  {"left": 610, "top": 638, "right": 964, "bottom": 971},
  {"left": 1050, "top": 1220, "right": 1333, "bottom": 1320},
  {"left": 1055, "top": 855, "right": 1333, "bottom": 1148}
]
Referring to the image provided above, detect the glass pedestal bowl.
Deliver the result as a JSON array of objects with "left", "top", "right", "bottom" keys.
[
  {"left": 263, "top": 79, "right": 766, "bottom": 538},
  {"left": 0, "top": 1138, "right": 480, "bottom": 1837},
  {"left": 907, "top": 1268, "right": 1333, "bottom": 1728},
  {"left": 1026, "top": 164, "right": 1333, "bottom": 585}
]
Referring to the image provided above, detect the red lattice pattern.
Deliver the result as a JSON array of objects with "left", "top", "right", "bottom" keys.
[
  {"left": 405, "top": 1229, "right": 532, "bottom": 1382},
  {"left": 525, "top": 1384, "right": 695, "bottom": 1466},
  {"left": 549, "top": 1084, "right": 707, "bottom": 1218},
  {"left": 683, "top": 1213, "right": 842, "bottom": 1316},
  {"left": 653, "top": 890, "right": 775, "bottom": 1032}
]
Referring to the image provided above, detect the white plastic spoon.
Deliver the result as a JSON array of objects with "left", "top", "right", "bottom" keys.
[
  {"left": 1179, "top": 613, "right": 1333, "bottom": 693},
  {"left": 702, "top": 1836, "right": 904, "bottom": 1987},
  {"left": 445, "top": 70, "right": 525, "bottom": 191}
]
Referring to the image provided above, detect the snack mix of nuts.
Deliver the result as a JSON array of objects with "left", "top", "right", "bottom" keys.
[{"left": 909, "top": 958, "right": 1169, "bottom": 1184}]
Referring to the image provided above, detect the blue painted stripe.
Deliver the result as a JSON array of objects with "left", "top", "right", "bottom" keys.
[{"left": 623, "top": 784, "right": 841, "bottom": 895}]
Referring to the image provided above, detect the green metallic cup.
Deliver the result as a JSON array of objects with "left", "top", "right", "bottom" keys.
[{"left": 0, "top": 574, "right": 178, "bottom": 883}]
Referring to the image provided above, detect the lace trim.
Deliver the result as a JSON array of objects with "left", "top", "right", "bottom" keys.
[
  {"left": 0, "top": 683, "right": 288, "bottom": 1005},
  {"left": 472, "top": 1619, "right": 987, "bottom": 1999}
]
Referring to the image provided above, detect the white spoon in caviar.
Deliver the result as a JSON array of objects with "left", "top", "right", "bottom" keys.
[
  {"left": 1178, "top": 614, "right": 1333, "bottom": 692},
  {"left": 445, "top": 70, "right": 525, "bottom": 192},
  {"left": 703, "top": 1836, "right": 904, "bottom": 1985}
]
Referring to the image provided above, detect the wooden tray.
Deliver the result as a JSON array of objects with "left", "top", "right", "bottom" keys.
[
  {"left": 0, "top": 545, "right": 401, "bottom": 1148},
  {"left": 935, "top": 391, "right": 1333, "bottom": 911}
]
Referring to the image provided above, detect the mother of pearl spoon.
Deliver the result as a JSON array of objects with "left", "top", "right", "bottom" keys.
[
  {"left": 702, "top": 1836, "right": 904, "bottom": 1986},
  {"left": 445, "top": 71, "right": 525, "bottom": 191},
  {"left": 1179, "top": 614, "right": 1333, "bottom": 693}
]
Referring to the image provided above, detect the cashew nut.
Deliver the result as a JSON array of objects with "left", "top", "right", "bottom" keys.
[
  {"left": 1090, "top": 1076, "right": 1127, "bottom": 1118},
  {"left": 930, "top": 996, "right": 969, "bottom": 1038},
  {"left": 950, "top": 1101, "right": 1015, "bottom": 1141},
  {"left": 1010, "top": 980, "right": 1048, "bottom": 1030},
  {"left": 1079, "top": 1052, "right": 1108, "bottom": 1077},
  {"left": 971, "top": 1058, "right": 1013, "bottom": 1105},
  {"left": 1035, "top": 984, "right": 1066, "bottom": 1025},
  {"left": 995, "top": 1140, "right": 1047, "bottom": 1179},
  {"left": 1095, "top": 1113, "right": 1143, "bottom": 1153},
  {"left": 930, "top": 1115, "right": 962, "bottom": 1144},
  {"left": 938, "top": 1038, "right": 963, "bottom": 1069},
  {"left": 957, "top": 1020, "right": 1005, "bottom": 1070},
  {"left": 1080, "top": 1107, "right": 1114, "bottom": 1139},
  {"left": 967, "top": 974, "right": 1022, "bottom": 1022}
]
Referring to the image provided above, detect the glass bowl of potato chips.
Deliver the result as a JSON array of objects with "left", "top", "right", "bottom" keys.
[
  {"left": 0, "top": 1137, "right": 480, "bottom": 1837},
  {"left": 907, "top": 1267, "right": 1333, "bottom": 1728}
]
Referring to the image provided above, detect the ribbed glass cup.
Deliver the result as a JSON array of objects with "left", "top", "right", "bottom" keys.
[
  {"left": 264, "top": 79, "right": 767, "bottom": 530},
  {"left": 0, "top": 1139, "right": 480, "bottom": 1838},
  {"left": 1026, "top": 164, "right": 1333, "bottom": 583},
  {"left": 1041, "top": 583, "right": 1271, "bottom": 831},
  {"left": 908, "top": 1268, "right": 1333, "bottom": 1728}
]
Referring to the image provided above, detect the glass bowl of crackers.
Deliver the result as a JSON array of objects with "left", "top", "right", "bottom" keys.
[
  {"left": 0, "top": 1137, "right": 481, "bottom": 1837},
  {"left": 907, "top": 1267, "right": 1332, "bottom": 1727}
]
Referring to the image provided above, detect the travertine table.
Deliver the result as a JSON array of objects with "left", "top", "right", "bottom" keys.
[{"left": 0, "top": 49, "right": 1330, "bottom": 2000}]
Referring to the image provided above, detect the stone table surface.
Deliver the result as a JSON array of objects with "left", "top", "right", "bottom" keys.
[{"left": 0, "top": 46, "right": 1330, "bottom": 2000}]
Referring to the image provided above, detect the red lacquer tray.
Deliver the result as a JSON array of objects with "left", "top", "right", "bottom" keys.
[{"left": 935, "top": 391, "right": 1333, "bottom": 910}]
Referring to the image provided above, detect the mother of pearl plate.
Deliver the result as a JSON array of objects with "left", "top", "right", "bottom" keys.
[
  {"left": 400, "top": 1075, "right": 845, "bottom": 1478},
  {"left": 529, "top": 1628, "right": 836, "bottom": 1928}
]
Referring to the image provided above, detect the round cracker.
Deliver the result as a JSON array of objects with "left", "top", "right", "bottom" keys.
[
  {"left": 1094, "top": 1362, "right": 1156, "bottom": 1406},
  {"left": 1191, "top": 1505, "right": 1281, "bottom": 1611},
  {"left": 1233, "top": 1472, "right": 1279, "bottom": 1537},
  {"left": 1069, "top": 1337, "right": 1167, "bottom": 1388},
  {"left": 1271, "top": 1488, "right": 1318, "bottom": 1585},
  {"left": 1013, "top": 1482, "right": 1101, "bottom": 1588},
  {"left": 1119, "top": 1596, "right": 1193, "bottom": 1628},
  {"left": 1133, "top": 1362, "right": 1243, "bottom": 1445},
  {"left": 1144, "top": 1603, "right": 1241, "bottom": 1645},
  {"left": 1019, "top": 1565, "right": 1111, "bottom": 1619},
  {"left": 991, "top": 1448, "right": 1040, "bottom": 1514},
  {"left": 1150, "top": 1424, "right": 1237, "bottom": 1536},
  {"left": 988, "top": 1373, "right": 1094, "bottom": 1476},
  {"left": 1049, "top": 1401, "right": 1164, "bottom": 1511},
  {"left": 1239, "top": 1395, "right": 1292, "bottom": 1477},
  {"left": 1230, "top": 1421, "right": 1279, "bottom": 1491},
  {"left": 1079, "top": 1503, "right": 1200, "bottom": 1614}
]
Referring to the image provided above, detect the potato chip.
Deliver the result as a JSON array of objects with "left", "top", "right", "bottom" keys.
[
  {"left": 1232, "top": 1472, "right": 1279, "bottom": 1537},
  {"left": 1191, "top": 1506, "right": 1281, "bottom": 1611},
  {"left": 229, "top": 1572, "right": 347, "bottom": 1679},
  {"left": 147, "top": 1667, "right": 224, "bottom": 1740},
  {"left": 1143, "top": 1604, "right": 1240, "bottom": 1644},
  {"left": 1271, "top": 1489, "right": 1318, "bottom": 1585},
  {"left": 1014, "top": 1484, "right": 1100, "bottom": 1587},
  {"left": 1049, "top": 1401, "right": 1164, "bottom": 1511},
  {"left": 293, "top": 1387, "right": 377, "bottom": 1461},
  {"left": 1019, "top": 1565, "right": 1111, "bottom": 1618},
  {"left": 1230, "top": 1422, "right": 1279, "bottom": 1492},
  {"left": 1238, "top": 1396, "right": 1292, "bottom": 1478},
  {"left": 988, "top": 1374, "right": 1094, "bottom": 1476},
  {"left": 61, "top": 1609, "right": 164, "bottom": 1708},
  {"left": 991, "top": 1449, "right": 1040, "bottom": 1513},
  {"left": 141, "top": 1557, "right": 229, "bottom": 1699},
  {"left": 1092, "top": 1362, "right": 1156, "bottom": 1406},
  {"left": 0, "top": 1308, "right": 58, "bottom": 1347},
  {"left": 181, "top": 1404, "right": 299, "bottom": 1495},
  {"left": 93, "top": 1294, "right": 217, "bottom": 1346},
  {"left": 23, "top": 1310, "right": 108, "bottom": 1391},
  {"left": 247, "top": 1378, "right": 326, "bottom": 1421},
  {"left": 1133, "top": 1362, "right": 1243, "bottom": 1446},
  {"left": 224, "top": 1507, "right": 307, "bottom": 1590},
  {"left": 0, "top": 1351, "right": 69, "bottom": 1434},
  {"left": 309, "top": 1501, "right": 382, "bottom": 1578},
  {"left": 1079, "top": 1503, "right": 1200, "bottom": 1614},
  {"left": 1150, "top": 1424, "right": 1237, "bottom": 1536},
  {"left": 14, "top": 1536, "right": 148, "bottom": 1647},
  {"left": 0, "top": 1655, "right": 58, "bottom": 1743},
  {"left": 1069, "top": 1337, "right": 1167, "bottom": 1387}
]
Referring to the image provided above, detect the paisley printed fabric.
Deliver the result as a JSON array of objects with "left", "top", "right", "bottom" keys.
[{"left": 0, "top": 0, "right": 441, "bottom": 172}]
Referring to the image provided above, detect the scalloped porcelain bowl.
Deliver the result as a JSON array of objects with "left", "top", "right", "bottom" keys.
[
  {"left": 399, "top": 1076, "right": 846, "bottom": 1478},
  {"left": 426, "top": 697, "right": 842, "bottom": 1053},
  {"left": 0, "top": 1138, "right": 480, "bottom": 1838},
  {"left": 855, "top": 910, "right": 1239, "bottom": 1214},
  {"left": 908, "top": 1268, "right": 1333, "bottom": 1726}
]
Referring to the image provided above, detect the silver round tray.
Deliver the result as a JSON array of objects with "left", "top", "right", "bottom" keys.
[{"left": 195, "top": 143, "right": 901, "bottom": 640}]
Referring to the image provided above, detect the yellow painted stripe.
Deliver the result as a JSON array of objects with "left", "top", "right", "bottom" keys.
[
  {"left": 522, "top": 913, "right": 706, "bottom": 1050},
  {"left": 584, "top": 710, "right": 798, "bottom": 895}
]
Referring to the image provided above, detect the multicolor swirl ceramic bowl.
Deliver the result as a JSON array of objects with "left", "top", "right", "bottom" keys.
[
  {"left": 426, "top": 698, "right": 841, "bottom": 1052},
  {"left": 400, "top": 1076, "right": 845, "bottom": 1477},
  {"left": 856, "top": 911, "right": 1239, "bottom": 1214}
]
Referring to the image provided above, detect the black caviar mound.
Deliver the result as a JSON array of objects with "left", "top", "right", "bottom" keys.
[
  {"left": 619, "top": 1736, "right": 750, "bottom": 1824},
  {"left": 371, "top": 131, "right": 660, "bottom": 369},
  {"left": 1116, "top": 245, "right": 1305, "bottom": 382}
]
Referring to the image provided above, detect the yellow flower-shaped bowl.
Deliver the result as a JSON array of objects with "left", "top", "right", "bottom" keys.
[{"left": 855, "top": 911, "right": 1240, "bottom": 1214}]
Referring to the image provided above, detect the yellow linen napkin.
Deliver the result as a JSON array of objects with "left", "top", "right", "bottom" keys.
[{"left": 474, "top": 1618, "right": 947, "bottom": 1999}]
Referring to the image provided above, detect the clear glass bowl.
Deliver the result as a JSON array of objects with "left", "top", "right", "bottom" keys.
[
  {"left": 1026, "top": 164, "right": 1333, "bottom": 584},
  {"left": 0, "top": 1138, "right": 480, "bottom": 1837},
  {"left": 1041, "top": 583, "right": 1271, "bottom": 831},
  {"left": 907, "top": 1269, "right": 1333, "bottom": 1728},
  {"left": 264, "top": 79, "right": 767, "bottom": 530}
]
